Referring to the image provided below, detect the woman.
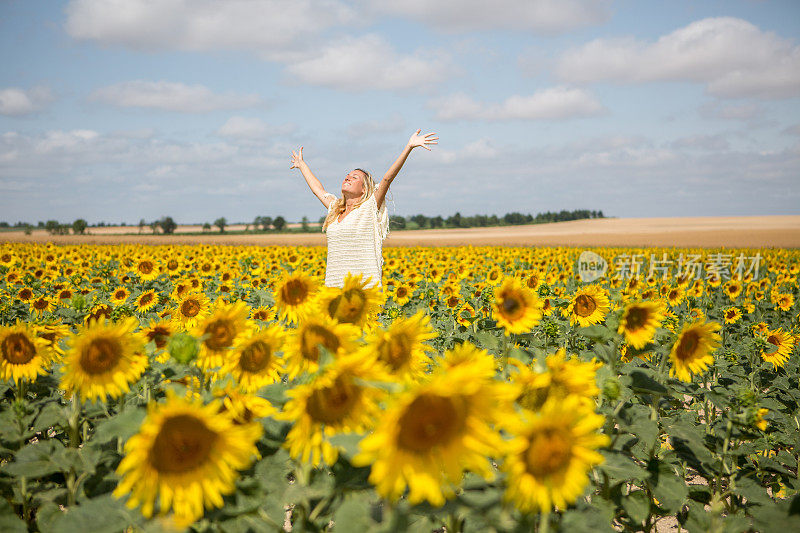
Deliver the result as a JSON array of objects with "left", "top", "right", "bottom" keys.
[{"left": 289, "top": 129, "right": 438, "bottom": 289}]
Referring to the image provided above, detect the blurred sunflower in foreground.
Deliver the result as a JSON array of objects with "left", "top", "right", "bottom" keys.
[{"left": 114, "top": 392, "right": 261, "bottom": 528}]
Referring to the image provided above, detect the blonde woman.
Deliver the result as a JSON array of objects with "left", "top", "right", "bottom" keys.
[{"left": 290, "top": 129, "right": 438, "bottom": 289}]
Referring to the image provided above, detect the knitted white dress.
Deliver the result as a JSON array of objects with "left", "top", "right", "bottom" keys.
[{"left": 322, "top": 192, "right": 390, "bottom": 289}]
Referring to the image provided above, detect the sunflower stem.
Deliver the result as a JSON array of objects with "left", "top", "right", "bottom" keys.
[
  {"left": 538, "top": 509, "right": 550, "bottom": 533},
  {"left": 68, "top": 394, "right": 81, "bottom": 448}
]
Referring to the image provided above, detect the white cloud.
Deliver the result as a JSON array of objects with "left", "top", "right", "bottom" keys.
[
  {"left": 217, "top": 116, "right": 295, "bottom": 139},
  {"left": 699, "top": 101, "right": 763, "bottom": 121},
  {"left": 346, "top": 113, "right": 406, "bottom": 139},
  {"left": 0, "top": 86, "right": 54, "bottom": 116},
  {"left": 556, "top": 17, "right": 800, "bottom": 99},
  {"left": 89, "top": 81, "right": 263, "bottom": 112},
  {"left": 363, "top": 0, "right": 610, "bottom": 33},
  {"left": 285, "top": 34, "right": 455, "bottom": 91},
  {"left": 64, "top": 0, "right": 356, "bottom": 61},
  {"left": 431, "top": 87, "right": 604, "bottom": 121}
]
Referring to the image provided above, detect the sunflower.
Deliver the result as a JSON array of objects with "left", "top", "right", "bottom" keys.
[
  {"left": 274, "top": 271, "right": 319, "bottom": 324},
  {"left": 0, "top": 321, "right": 53, "bottom": 384},
  {"left": 455, "top": 302, "right": 476, "bottom": 327},
  {"left": 220, "top": 324, "right": 285, "bottom": 392},
  {"left": 113, "top": 391, "right": 261, "bottom": 528},
  {"left": 171, "top": 291, "right": 212, "bottom": 330},
  {"left": 723, "top": 307, "right": 742, "bottom": 324},
  {"left": 16, "top": 287, "right": 35, "bottom": 303},
  {"left": 110, "top": 287, "right": 131, "bottom": 306},
  {"left": 192, "top": 300, "right": 251, "bottom": 370},
  {"left": 277, "top": 350, "right": 389, "bottom": 467},
  {"left": 60, "top": 317, "right": 149, "bottom": 402},
  {"left": 35, "top": 322, "right": 71, "bottom": 356},
  {"left": 315, "top": 273, "right": 384, "bottom": 328},
  {"left": 215, "top": 385, "right": 276, "bottom": 426},
  {"left": 29, "top": 296, "right": 53, "bottom": 317},
  {"left": 774, "top": 293, "right": 795, "bottom": 312},
  {"left": 501, "top": 395, "right": 609, "bottom": 513},
  {"left": 668, "top": 320, "right": 722, "bottom": 382},
  {"left": 283, "top": 315, "right": 360, "bottom": 379},
  {"left": 142, "top": 319, "right": 174, "bottom": 354},
  {"left": 366, "top": 310, "right": 436, "bottom": 381},
  {"left": 134, "top": 290, "right": 159, "bottom": 313},
  {"left": 352, "top": 366, "right": 514, "bottom": 506},
  {"left": 510, "top": 349, "right": 601, "bottom": 411},
  {"left": 723, "top": 280, "right": 742, "bottom": 300},
  {"left": 84, "top": 303, "right": 113, "bottom": 325},
  {"left": 563, "top": 285, "right": 610, "bottom": 327},
  {"left": 391, "top": 283, "right": 413, "bottom": 306},
  {"left": 435, "top": 341, "right": 497, "bottom": 379},
  {"left": 492, "top": 277, "right": 544, "bottom": 336},
  {"left": 759, "top": 327, "right": 795, "bottom": 369},
  {"left": 666, "top": 285, "right": 685, "bottom": 307},
  {"left": 134, "top": 259, "right": 160, "bottom": 281},
  {"left": 618, "top": 300, "right": 665, "bottom": 349},
  {"left": 249, "top": 306, "right": 275, "bottom": 322}
]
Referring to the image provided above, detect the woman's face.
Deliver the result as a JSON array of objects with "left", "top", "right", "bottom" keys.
[{"left": 342, "top": 169, "right": 366, "bottom": 197}]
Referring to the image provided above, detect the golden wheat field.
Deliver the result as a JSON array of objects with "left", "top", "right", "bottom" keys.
[
  {"left": 4, "top": 215, "right": 800, "bottom": 248},
  {"left": 0, "top": 240, "right": 799, "bottom": 532}
]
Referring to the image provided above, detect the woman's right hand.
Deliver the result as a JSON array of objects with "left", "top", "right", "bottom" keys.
[{"left": 289, "top": 146, "right": 304, "bottom": 169}]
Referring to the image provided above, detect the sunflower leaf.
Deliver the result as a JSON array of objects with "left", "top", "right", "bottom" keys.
[{"left": 91, "top": 406, "right": 146, "bottom": 444}]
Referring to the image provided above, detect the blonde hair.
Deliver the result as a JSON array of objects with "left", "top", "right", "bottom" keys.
[{"left": 322, "top": 168, "right": 375, "bottom": 232}]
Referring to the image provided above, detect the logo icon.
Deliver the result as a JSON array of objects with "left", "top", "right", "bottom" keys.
[{"left": 578, "top": 251, "right": 607, "bottom": 283}]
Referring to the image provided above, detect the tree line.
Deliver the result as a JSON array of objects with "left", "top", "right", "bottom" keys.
[
  {"left": 388, "top": 209, "right": 605, "bottom": 229},
  {"left": 1, "top": 208, "right": 604, "bottom": 236}
]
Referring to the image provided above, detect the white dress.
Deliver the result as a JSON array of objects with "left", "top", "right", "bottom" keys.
[{"left": 322, "top": 192, "right": 390, "bottom": 289}]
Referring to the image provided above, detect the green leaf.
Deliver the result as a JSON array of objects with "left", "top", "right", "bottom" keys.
[
  {"left": 628, "top": 369, "right": 668, "bottom": 395},
  {"left": 2, "top": 439, "right": 65, "bottom": 478},
  {"left": 333, "top": 494, "right": 374, "bottom": 531},
  {"left": 32, "top": 401, "right": 66, "bottom": 433},
  {"left": 647, "top": 459, "right": 688, "bottom": 513},
  {"left": 597, "top": 450, "right": 649, "bottom": 483},
  {"left": 329, "top": 432, "right": 364, "bottom": 460},
  {"left": 40, "top": 495, "right": 140, "bottom": 533},
  {"left": 577, "top": 324, "right": 614, "bottom": 342},
  {"left": 92, "top": 407, "right": 146, "bottom": 444},
  {"left": 621, "top": 489, "right": 650, "bottom": 525},
  {"left": 0, "top": 497, "right": 27, "bottom": 533}
]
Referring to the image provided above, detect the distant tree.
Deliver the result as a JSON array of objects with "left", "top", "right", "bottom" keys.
[
  {"left": 318, "top": 216, "right": 326, "bottom": 224},
  {"left": 150, "top": 221, "right": 160, "bottom": 234},
  {"left": 390, "top": 215, "right": 406, "bottom": 229},
  {"left": 430, "top": 215, "right": 444, "bottom": 228},
  {"left": 253, "top": 217, "right": 263, "bottom": 232},
  {"left": 72, "top": 219, "right": 88, "bottom": 235},
  {"left": 260, "top": 216, "right": 273, "bottom": 231},
  {"left": 138, "top": 218, "right": 147, "bottom": 234},
  {"left": 45, "top": 220, "right": 60, "bottom": 235},
  {"left": 301, "top": 216, "right": 309, "bottom": 231},
  {"left": 23, "top": 224, "right": 33, "bottom": 235},
  {"left": 411, "top": 214, "right": 428, "bottom": 228},
  {"left": 37, "top": 221, "right": 45, "bottom": 228},
  {"left": 273, "top": 216, "right": 286, "bottom": 231},
  {"left": 446, "top": 212, "right": 462, "bottom": 228},
  {"left": 159, "top": 216, "right": 177, "bottom": 234},
  {"left": 203, "top": 222, "right": 212, "bottom": 232},
  {"left": 0, "top": 222, "right": 8, "bottom": 228},
  {"left": 214, "top": 217, "right": 227, "bottom": 233}
]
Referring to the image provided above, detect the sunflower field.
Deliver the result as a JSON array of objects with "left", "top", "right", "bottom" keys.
[{"left": 0, "top": 242, "right": 798, "bottom": 532}]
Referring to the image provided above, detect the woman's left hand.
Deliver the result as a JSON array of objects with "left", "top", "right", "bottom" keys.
[{"left": 407, "top": 129, "right": 438, "bottom": 151}]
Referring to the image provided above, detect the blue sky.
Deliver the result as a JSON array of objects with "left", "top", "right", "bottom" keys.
[{"left": 1, "top": 0, "right": 799, "bottom": 225}]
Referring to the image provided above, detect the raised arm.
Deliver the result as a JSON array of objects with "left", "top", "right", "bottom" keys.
[
  {"left": 289, "top": 147, "right": 334, "bottom": 208},
  {"left": 374, "top": 129, "right": 438, "bottom": 210}
]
